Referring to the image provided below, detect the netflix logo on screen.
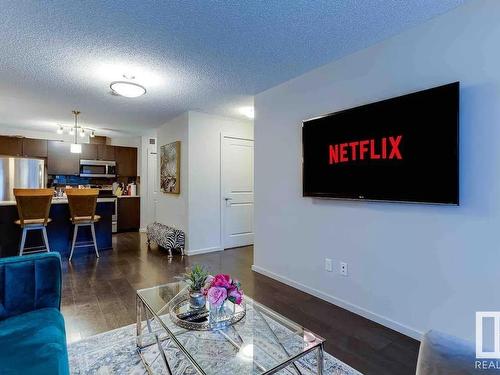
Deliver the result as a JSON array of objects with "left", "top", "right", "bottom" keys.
[
  {"left": 328, "top": 135, "right": 403, "bottom": 164},
  {"left": 302, "top": 82, "right": 459, "bottom": 204}
]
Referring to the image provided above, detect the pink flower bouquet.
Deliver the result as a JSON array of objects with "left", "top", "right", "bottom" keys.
[{"left": 202, "top": 274, "right": 243, "bottom": 308}]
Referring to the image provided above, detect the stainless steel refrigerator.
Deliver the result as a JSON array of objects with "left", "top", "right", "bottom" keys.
[{"left": 0, "top": 157, "right": 45, "bottom": 201}]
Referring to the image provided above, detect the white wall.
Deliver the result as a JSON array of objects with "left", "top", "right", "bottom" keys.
[
  {"left": 254, "top": 0, "right": 500, "bottom": 341},
  {"left": 153, "top": 111, "right": 253, "bottom": 254},
  {"left": 188, "top": 111, "right": 253, "bottom": 254},
  {"left": 156, "top": 113, "right": 189, "bottom": 236},
  {"left": 108, "top": 136, "right": 141, "bottom": 148}
]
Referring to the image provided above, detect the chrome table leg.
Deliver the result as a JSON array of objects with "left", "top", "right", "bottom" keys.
[
  {"left": 155, "top": 334, "right": 173, "bottom": 375},
  {"left": 136, "top": 296, "right": 144, "bottom": 348},
  {"left": 317, "top": 343, "right": 324, "bottom": 375}
]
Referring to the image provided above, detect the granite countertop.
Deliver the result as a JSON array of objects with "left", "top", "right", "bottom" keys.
[{"left": 0, "top": 197, "right": 117, "bottom": 206}]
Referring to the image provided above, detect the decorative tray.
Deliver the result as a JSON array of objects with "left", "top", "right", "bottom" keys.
[{"left": 169, "top": 297, "right": 246, "bottom": 331}]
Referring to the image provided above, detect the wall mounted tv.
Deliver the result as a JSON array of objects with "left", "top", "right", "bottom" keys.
[{"left": 302, "top": 82, "right": 459, "bottom": 204}]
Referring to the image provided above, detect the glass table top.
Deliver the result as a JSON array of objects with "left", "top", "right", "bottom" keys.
[{"left": 137, "top": 281, "right": 325, "bottom": 375}]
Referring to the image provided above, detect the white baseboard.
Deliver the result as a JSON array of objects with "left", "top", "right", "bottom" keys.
[
  {"left": 185, "top": 246, "right": 223, "bottom": 256},
  {"left": 251, "top": 264, "right": 423, "bottom": 341}
]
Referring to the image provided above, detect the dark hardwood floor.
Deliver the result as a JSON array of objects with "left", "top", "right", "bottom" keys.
[{"left": 61, "top": 232, "right": 419, "bottom": 375}]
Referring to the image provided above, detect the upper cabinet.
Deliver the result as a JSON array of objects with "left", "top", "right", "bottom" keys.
[
  {"left": 47, "top": 141, "right": 80, "bottom": 175},
  {"left": 0, "top": 137, "right": 48, "bottom": 158},
  {"left": 0, "top": 134, "right": 138, "bottom": 177},
  {"left": 80, "top": 144, "right": 115, "bottom": 161},
  {"left": 81, "top": 143, "right": 98, "bottom": 160},
  {"left": 115, "top": 146, "right": 137, "bottom": 177},
  {"left": 22, "top": 138, "right": 48, "bottom": 158},
  {"left": 0, "top": 136, "right": 22, "bottom": 156},
  {"left": 97, "top": 145, "right": 115, "bottom": 161}
]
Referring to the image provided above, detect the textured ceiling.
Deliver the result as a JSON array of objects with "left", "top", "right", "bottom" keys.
[{"left": 0, "top": 0, "right": 466, "bottom": 136}]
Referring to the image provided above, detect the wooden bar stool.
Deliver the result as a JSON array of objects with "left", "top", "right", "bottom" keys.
[
  {"left": 66, "top": 188, "right": 100, "bottom": 261},
  {"left": 14, "top": 188, "right": 53, "bottom": 256}
]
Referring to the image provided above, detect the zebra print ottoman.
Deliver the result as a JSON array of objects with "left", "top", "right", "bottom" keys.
[{"left": 146, "top": 222, "right": 185, "bottom": 257}]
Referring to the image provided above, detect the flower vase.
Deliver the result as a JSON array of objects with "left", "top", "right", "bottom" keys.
[
  {"left": 209, "top": 300, "right": 235, "bottom": 327},
  {"left": 189, "top": 290, "right": 206, "bottom": 310}
]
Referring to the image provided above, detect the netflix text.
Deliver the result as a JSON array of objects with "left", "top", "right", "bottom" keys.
[{"left": 329, "top": 135, "right": 403, "bottom": 164}]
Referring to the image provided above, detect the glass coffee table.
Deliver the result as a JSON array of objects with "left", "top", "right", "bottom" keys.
[{"left": 136, "top": 281, "right": 325, "bottom": 374}]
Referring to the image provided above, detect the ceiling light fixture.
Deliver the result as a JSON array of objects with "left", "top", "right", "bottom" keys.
[
  {"left": 55, "top": 117, "right": 95, "bottom": 138},
  {"left": 239, "top": 106, "right": 254, "bottom": 119},
  {"left": 110, "top": 75, "right": 146, "bottom": 98},
  {"left": 70, "top": 110, "right": 82, "bottom": 154},
  {"left": 70, "top": 143, "right": 82, "bottom": 154}
]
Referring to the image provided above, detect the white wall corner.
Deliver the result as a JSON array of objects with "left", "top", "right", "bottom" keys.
[{"left": 185, "top": 246, "right": 223, "bottom": 256}]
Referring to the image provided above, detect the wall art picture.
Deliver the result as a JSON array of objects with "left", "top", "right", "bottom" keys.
[{"left": 160, "top": 141, "right": 180, "bottom": 194}]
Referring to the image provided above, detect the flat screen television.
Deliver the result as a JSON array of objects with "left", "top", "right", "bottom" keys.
[{"left": 302, "top": 82, "right": 459, "bottom": 204}]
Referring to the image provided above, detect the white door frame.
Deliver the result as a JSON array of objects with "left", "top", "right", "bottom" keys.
[
  {"left": 146, "top": 140, "right": 158, "bottom": 225},
  {"left": 220, "top": 133, "right": 254, "bottom": 250}
]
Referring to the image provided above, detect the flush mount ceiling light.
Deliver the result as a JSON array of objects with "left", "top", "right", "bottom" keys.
[{"left": 110, "top": 75, "right": 146, "bottom": 98}]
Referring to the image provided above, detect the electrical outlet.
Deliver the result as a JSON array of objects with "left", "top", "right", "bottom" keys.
[
  {"left": 325, "top": 258, "right": 333, "bottom": 272},
  {"left": 340, "top": 262, "right": 348, "bottom": 276}
]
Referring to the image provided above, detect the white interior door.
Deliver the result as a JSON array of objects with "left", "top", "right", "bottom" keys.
[{"left": 222, "top": 136, "right": 254, "bottom": 249}]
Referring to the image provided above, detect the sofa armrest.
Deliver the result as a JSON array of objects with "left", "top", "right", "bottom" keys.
[
  {"left": 0, "top": 252, "right": 62, "bottom": 320},
  {"left": 416, "top": 330, "right": 500, "bottom": 375}
]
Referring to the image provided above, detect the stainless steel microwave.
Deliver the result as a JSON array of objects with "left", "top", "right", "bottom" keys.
[{"left": 80, "top": 160, "right": 116, "bottom": 178}]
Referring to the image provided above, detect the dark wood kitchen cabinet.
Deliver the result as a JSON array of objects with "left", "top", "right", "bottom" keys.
[
  {"left": 22, "top": 138, "right": 47, "bottom": 158},
  {"left": 117, "top": 197, "right": 140, "bottom": 232},
  {"left": 97, "top": 145, "right": 115, "bottom": 161},
  {"left": 0, "top": 136, "right": 22, "bottom": 156},
  {"left": 81, "top": 143, "right": 98, "bottom": 160},
  {"left": 47, "top": 141, "right": 80, "bottom": 175},
  {"left": 115, "top": 146, "right": 137, "bottom": 177}
]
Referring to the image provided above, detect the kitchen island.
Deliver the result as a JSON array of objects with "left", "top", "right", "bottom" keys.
[{"left": 0, "top": 198, "right": 115, "bottom": 258}]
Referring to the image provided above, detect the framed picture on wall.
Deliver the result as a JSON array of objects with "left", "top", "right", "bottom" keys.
[{"left": 160, "top": 141, "right": 180, "bottom": 194}]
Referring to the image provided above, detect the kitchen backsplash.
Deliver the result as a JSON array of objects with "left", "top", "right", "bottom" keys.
[
  {"left": 48, "top": 175, "right": 138, "bottom": 189},
  {"left": 49, "top": 175, "right": 91, "bottom": 186}
]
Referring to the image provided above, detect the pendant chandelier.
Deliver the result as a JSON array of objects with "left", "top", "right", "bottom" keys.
[
  {"left": 56, "top": 111, "right": 95, "bottom": 140},
  {"left": 70, "top": 110, "right": 82, "bottom": 154}
]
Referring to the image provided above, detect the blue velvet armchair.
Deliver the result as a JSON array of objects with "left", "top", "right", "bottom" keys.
[{"left": 0, "top": 252, "right": 69, "bottom": 375}]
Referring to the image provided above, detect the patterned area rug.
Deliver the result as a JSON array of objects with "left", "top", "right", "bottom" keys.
[{"left": 68, "top": 317, "right": 362, "bottom": 375}]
